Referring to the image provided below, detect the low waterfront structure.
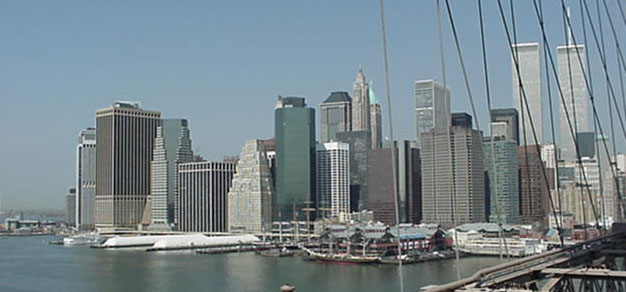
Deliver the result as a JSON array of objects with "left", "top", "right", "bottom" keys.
[{"left": 100, "top": 234, "right": 259, "bottom": 249}]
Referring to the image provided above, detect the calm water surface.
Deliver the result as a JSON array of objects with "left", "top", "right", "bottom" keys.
[{"left": 0, "top": 236, "right": 504, "bottom": 291}]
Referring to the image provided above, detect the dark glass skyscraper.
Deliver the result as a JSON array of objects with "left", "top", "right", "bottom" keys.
[
  {"left": 319, "top": 92, "right": 351, "bottom": 143},
  {"left": 274, "top": 97, "right": 316, "bottom": 222}
]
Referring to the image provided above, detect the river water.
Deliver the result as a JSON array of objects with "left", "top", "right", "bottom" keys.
[{"left": 0, "top": 236, "right": 504, "bottom": 292}]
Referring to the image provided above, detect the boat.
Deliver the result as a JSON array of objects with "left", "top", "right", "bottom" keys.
[
  {"left": 302, "top": 248, "right": 379, "bottom": 264},
  {"left": 457, "top": 236, "right": 546, "bottom": 257},
  {"left": 258, "top": 247, "right": 295, "bottom": 257},
  {"left": 63, "top": 232, "right": 103, "bottom": 246}
]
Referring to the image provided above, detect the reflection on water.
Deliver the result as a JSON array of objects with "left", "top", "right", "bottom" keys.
[{"left": 0, "top": 236, "right": 504, "bottom": 291}]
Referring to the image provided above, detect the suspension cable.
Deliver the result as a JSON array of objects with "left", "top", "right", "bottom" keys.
[
  {"left": 496, "top": 0, "right": 564, "bottom": 236},
  {"left": 376, "top": 1, "right": 404, "bottom": 291},
  {"left": 562, "top": 0, "right": 626, "bottom": 220}
]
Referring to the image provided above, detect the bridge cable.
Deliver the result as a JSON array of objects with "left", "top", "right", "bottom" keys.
[
  {"left": 495, "top": 0, "right": 565, "bottom": 237},
  {"left": 509, "top": 0, "right": 536, "bottom": 250},
  {"left": 595, "top": 0, "right": 613, "bottom": 230},
  {"left": 534, "top": 0, "right": 620, "bottom": 223},
  {"left": 563, "top": 0, "right": 626, "bottom": 220},
  {"left": 436, "top": 0, "right": 460, "bottom": 281},
  {"left": 376, "top": 1, "right": 404, "bottom": 291}
]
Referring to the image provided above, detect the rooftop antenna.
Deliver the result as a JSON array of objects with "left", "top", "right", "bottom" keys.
[{"left": 567, "top": 7, "right": 573, "bottom": 46}]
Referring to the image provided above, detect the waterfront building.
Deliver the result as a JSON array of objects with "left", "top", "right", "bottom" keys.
[
  {"left": 66, "top": 188, "right": 76, "bottom": 226},
  {"left": 557, "top": 42, "right": 589, "bottom": 161},
  {"left": 519, "top": 145, "right": 552, "bottom": 227},
  {"left": 414, "top": 79, "right": 450, "bottom": 148},
  {"left": 369, "top": 82, "right": 382, "bottom": 149},
  {"left": 336, "top": 131, "right": 370, "bottom": 212},
  {"left": 421, "top": 119, "right": 485, "bottom": 227},
  {"left": 316, "top": 142, "right": 350, "bottom": 219},
  {"left": 484, "top": 137, "right": 520, "bottom": 224},
  {"left": 177, "top": 161, "right": 235, "bottom": 232},
  {"left": 274, "top": 96, "right": 316, "bottom": 222},
  {"left": 576, "top": 132, "right": 596, "bottom": 158},
  {"left": 352, "top": 68, "right": 370, "bottom": 132},
  {"left": 491, "top": 108, "right": 519, "bottom": 144},
  {"left": 511, "top": 43, "right": 542, "bottom": 145},
  {"left": 319, "top": 92, "right": 351, "bottom": 143},
  {"left": 147, "top": 119, "right": 193, "bottom": 229},
  {"left": 451, "top": 113, "right": 472, "bottom": 128},
  {"left": 228, "top": 139, "right": 274, "bottom": 234},
  {"left": 94, "top": 102, "right": 161, "bottom": 229},
  {"left": 76, "top": 127, "right": 96, "bottom": 229}
]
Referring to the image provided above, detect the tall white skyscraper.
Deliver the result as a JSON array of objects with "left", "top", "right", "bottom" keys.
[
  {"left": 352, "top": 68, "right": 370, "bottom": 132},
  {"left": 76, "top": 127, "right": 96, "bottom": 229},
  {"left": 228, "top": 139, "right": 274, "bottom": 234},
  {"left": 148, "top": 119, "right": 193, "bottom": 229},
  {"left": 557, "top": 42, "right": 589, "bottom": 161},
  {"left": 316, "top": 142, "right": 350, "bottom": 218},
  {"left": 414, "top": 79, "right": 450, "bottom": 148},
  {"left": 512, "top": 43, "right": 542, "bottom": 146}
]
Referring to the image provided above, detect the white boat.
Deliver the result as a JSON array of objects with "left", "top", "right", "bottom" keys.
[
  {"left": 63, "top": 232, "right": 102, "bottom": 246},
  {"left": 457, "top": 236, "right": 546, "bottom": 257}
]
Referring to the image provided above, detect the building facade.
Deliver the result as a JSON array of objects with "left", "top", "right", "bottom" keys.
[
  {"left": 76, "top": 127, "right": 96, "bottom": 229},
  {"left": 336, "top": 131, "right": 371, "bottom": 212},
  {"left": 274, "top": 97, "right": 316, "bottom": 222},
  {"left": 316, "top": 142, "right": 350, "bottom": 219},
  {"left": 228, "top": 139, "right": 274, "bottom": 234},
  {"left": 414, "top": 79, "right": 451, "bottom": 148},
  {"left": 519, "top": 145, "right": 552, "bottom": 227},
  {"left": 94, "top": 102, "right": 161, "bottom": 229},
  {"left": 177, "top": 161, "right": 235, "bottom": 232},
  {"left": 421, "top": 123, "right": 485, "bottom": 227},
  {"left": 512, "top": 43, "right": 542, "bottom": 146},
  {"left": 369, "top": 82, "right": 382, "bottom": 149},
  {"left": 352, "top": 68, "right": 370, "bottom": 132},
  {"left": 484, "top": 137, "right": 520, "bottom": 224},
  {"left": 148, "top": 119, "right": 193, "bottom": 228},
  {"left": 491, "top": 108, "right": 519, "bottom": 144},
  {"left": 557, "top": 43, "right": 589, "bottom": 161},
  {"left": 319, "top": 92, "right": 351, "bottom": 143},
  {"left": 66, "top": 188, "right": 76, "bottom": 226}
]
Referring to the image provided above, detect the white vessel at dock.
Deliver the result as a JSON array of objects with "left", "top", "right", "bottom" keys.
[
  {"left": 457, "top": 235, "right": 546, "bottom": 257},
  {"left": 63, "top": 232, "right": 103, "bottom": 246}
]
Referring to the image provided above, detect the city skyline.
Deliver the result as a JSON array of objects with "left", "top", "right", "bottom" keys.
[{"left": 1, "top": 1, "right": 625, "bottom": 210}]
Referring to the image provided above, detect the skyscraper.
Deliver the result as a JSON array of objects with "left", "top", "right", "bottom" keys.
[
  {"left": 319, "top": 92, "right": 351, "bottom": 143},
  {"left": 421, "top": 119, "right": 485, "bottom": 227},
  {"left": 274, "top": 96, "right": 316, "bottom": 222},
  {"left": 316, "top": 142, "right": 350, "bottom": 218},
  {"left": 94, "top": 101, "right": 161, "bottom": 229},
  {"left": 336, "top": 131, "right": 371, "bottom": 212},
  {"left": 368, "top": 148, "right": 396, "bottom": 224},
  {"left": 491, "top": 108, "right": 519, "bottom": 144},
  {"left": 228, "top": 139, "right": 274, "bottom": 234},
  {"left": 352, "top": 68, "right": 370, "bottom": 132},
  {"left": 148, "top": 119, "right": 193, "bottom": 229},
  {"left": 484, "top": 137, "right": 520, "bottom": 224},
  {"left": 76, "top": 127, "right": 96, "bottom": 229},
  {"left": 511, "top": 43, "right": 542, "bottom": 146},
  {"left": 177, "top": 161, "right": 235, "bottom": 232},
  {"left": 66, "top": 188, "right": 76, "bottom": 226},
  {"left": 519, "top": 145, "right": 551, "bottom": 227},
  {"left": 369, "top": 82, "right": 382, "bottom": 149},
  {"left": 414, "top": 79, "right": 451, "bottom": 148},
  {"left": 557, "top": 42, "right": 589, "bottom": 161}
]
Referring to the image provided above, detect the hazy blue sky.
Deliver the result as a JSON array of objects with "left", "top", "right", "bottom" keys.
[{"left": 1, "top": 1, "right": 625, "bottom": 210}]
